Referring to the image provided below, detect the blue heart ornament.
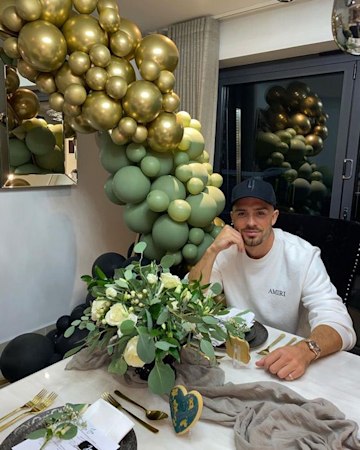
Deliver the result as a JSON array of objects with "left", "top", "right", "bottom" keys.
[{"left": 169, "top": 385, "right": 203, "bottom": 435}]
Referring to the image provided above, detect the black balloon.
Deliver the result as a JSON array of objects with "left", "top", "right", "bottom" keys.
[
  {"left": 91, "top": 252, "right": 126, "bottom": 278},
  {"left": 46, "top": 328, "right": 60, "bottom": 344},
  {"left": 48, "top": 353, "right": 63, "bottom": 365},
  {"left": 70, "top": 303, "right": 87, "bottom": 321},
  {"left": 0, "top": 333, "right": 55, "bottom": 382},
  {"left": 85, "top": 291, "right": 95, "bottom": 306},
  {"left": 56, "top": 315, "right": 72, "bottom": 333},
  {"left": 55, "top": 328, "right": 89, "bottom": 356}
]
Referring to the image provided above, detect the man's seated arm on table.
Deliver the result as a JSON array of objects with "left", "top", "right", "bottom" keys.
[{"left": 189, "top": 179, "right": 356, "bottom": 382}]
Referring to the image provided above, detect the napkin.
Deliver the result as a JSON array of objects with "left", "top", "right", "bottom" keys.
[
  {"left": 212, "top": 308, "right": 255, "bottom": 347},
  {"left": 12, "top": 399, "right": 134, "bottom": 450}
]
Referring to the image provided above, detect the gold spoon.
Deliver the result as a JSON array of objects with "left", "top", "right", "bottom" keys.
[
  {"left": 114, "top": 390, "right": 168, "bottom": 420},
  {"left": 257, "top": 333, "right": 286, "bottom": 355}
]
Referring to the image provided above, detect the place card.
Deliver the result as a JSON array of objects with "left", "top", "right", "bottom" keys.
[{"left": 13, "top": 399, "right": 134, "bottom": 450}]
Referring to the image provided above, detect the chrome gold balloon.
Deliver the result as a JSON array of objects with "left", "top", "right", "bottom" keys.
[
  {"left": 82, "top": 91, "right": 123, "bottom": 131},
  {"left": 122, "top": 80, "right": 162, "bottom": 124},
  {"left": 35, "top": 73, "right": 57, "bottom": 94},
  {"left": 6, "top": 102, "right": 17, "bottom": 130},
  {"left": 300, "top": 95, "right": 323, "bottom": 117},
  {"left": 18, "top": 20, "right": 67, "bottom": 72},
  {"left": 1, "top": 6, "right": 24, "bottom": 32},
  {"left": 133, "top": 124, "right": 148, "bottom": 143},
  {"left": 289, "top": 113, "right": 311, "bottom": 135},
  {"left": 64, "top": 84, "right": 87, "bottom": 106},
  {"left": 106, "top": 56, "right": 136, "bottom": 84},
  {"left": 49, "top": 92, "right": 64, "bottom": 112},
  {"left": 118, "top": 116, "right": 137, "bottom": 136},
  {"left": 305, "top": 134, "right": 324, "bottom": 156},
  {"left": 135, "top": 34, "right": 179, "bottom": 72},
  {"left": 139, "top": 60, "right": 160, "bottom": 81},
  {"left": 89, "top": 43, "right": 111, "bottom": 67},
  {"left": 85, "top": 67, "right": 108, "bottom": 91},
  {"left": 3, "top": 37, "right": 20, "bottom": 59},
  {"left": 265, "top": 85, "right": 288, "bottom": 106},
  {"left": 62, "top": 14, "right": 108, "bottom": 53},
  {"left": 63, "top": 102, "right": 81, "bottom": 117},
  {"left": 118, "top": 18, "right": 142, "bottom": 60},
  {"left": 105, "top": 76, "right": 128, "bottom": 99},
  {"left": 68, "top": 51, "right": 91, "bottom": 76},
  {"left": 67, "top": 114, "right": 96, "bottom": 134},
  {"left": 286, "top": 81, "right": 310, "bottom": 109},
  {"left": 313, "top": 124, "right": 328, "bottom": 140},
  {"left": 9, "top": 88, "right": 40, "bottom": 121},
  {"left": 111, "top": 127, "right": 130, "bottom": 145},
  {"left": 17, "top": 58, "right": 39, "bottom": 82},
  {"left": 155, "top": 70, "right": 175, "bottom": 93},
  {"left": 110, "top": 30, "right": 133, "bottom": 58},
  {"left": 266, "top": 110, "right": 289, "bottom": 131},
  {"left": 162, "top": 92, "right": 180, "bottom": 112},
  {"left": 72, "top": 0, "right": 98, "bottom": 14},
  {"left": 99, "top": 7, "right": 120, "bottom": 33},
  {"left": 15, "top": 0, "right": 41, "bottom": 21},
  {"left": 0, "top": 0, "right": 15, "bottom": 19},
  {"left": 147, "top": 112, "right": 184, "bottom": 152},
  {"left": 39, "top": 0, "right": 72, "bottom": 27},
  {"left": 97, "top": 0, "right": 119, "bottom": 12},
  {"left": 5, "top": 66, "right": 19, "bottom": 94},
  {"left": 55, "top": 62, "right": 85, "bottom": 94}
]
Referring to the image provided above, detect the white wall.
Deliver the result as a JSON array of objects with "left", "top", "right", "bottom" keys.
[
  {"left": 0, "top": 133, "right": 135, "bottom": 344},
  {"left": 219, "top": 0, "right": 337, "bottom": 67}
]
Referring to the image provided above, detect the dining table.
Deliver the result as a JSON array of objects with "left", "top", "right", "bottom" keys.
[{"left": 0, "top": 326, "right": 359, "bottom": 449}]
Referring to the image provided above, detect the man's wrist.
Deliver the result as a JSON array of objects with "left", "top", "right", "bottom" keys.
[{"left": 301, "top": 339, "right": 321, "bottom": 361}]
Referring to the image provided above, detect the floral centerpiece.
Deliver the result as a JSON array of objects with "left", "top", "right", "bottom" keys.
[{"left": 65, "top": 242, "right": 251, "bottom": 395}]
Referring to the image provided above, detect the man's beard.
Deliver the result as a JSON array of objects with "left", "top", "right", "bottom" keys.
[{"left": 241, "top": 228, "right": 265, "bottom": 247}]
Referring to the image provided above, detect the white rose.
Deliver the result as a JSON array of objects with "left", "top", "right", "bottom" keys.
[
  {"left": 161, "top": 273, "right": 181, "bottom": 289},
  {"left": 105, "top": 303, "right": 129, "bottom": 326},
  {"left": 91, "top": 300, "right": 110, "bottom": 321},
  {"left": 105, "top": 287, "right": 117, "bottom": 299},
  {"left": 147, "top": 273, "right": 158, "bottom": 284},
  {"left": 123, "top": 336, "right": 145, "bottom": 368}
]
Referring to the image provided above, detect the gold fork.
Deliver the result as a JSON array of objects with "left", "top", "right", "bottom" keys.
[
  {"left": 101, "top": 392, "right": 159, "bottom": 434},
  {"left": 0, "top": 389, "right": 48, "bottom": 423},
  {"left": 257, "top": 333, "right": 286, "bottom": 355},
  {"left": 0, "top": 392, "right": 57, "bottom": 432}
]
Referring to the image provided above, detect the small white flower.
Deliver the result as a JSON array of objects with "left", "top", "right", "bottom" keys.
[
  {"left": 123, "top": 336, "right": 145, "bottom": 368},
  {"left": 105, "top": 287, "right": 117, "bottom": 299},
  {"left": 160, "top": 273, "right": 181, "bottom": 289},
  {"left": 147, "top": 273, "right": 158, "bottom": 284},
  {"left": 91, "top": 299, "right": 111, "bottom": 321},
  {"left": 170, "top": 300, "right": 179, "bottom": 311}
]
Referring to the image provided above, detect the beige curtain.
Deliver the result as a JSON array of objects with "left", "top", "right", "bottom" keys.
[{"left": 167, "top": 17, "right": 220, "bottom": 161}]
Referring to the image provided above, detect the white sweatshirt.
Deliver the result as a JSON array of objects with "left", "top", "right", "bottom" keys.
[{"left": 211, "top": 228, "right": 356, "bottom": 350}]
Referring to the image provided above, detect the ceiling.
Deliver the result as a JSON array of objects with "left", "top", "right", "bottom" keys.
[{"left": 117, "top": 0, "right": 291, "bottom": 34}]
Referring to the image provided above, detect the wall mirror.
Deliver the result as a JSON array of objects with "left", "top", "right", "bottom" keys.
[{"left": 0, "top": 59, "right": 77, "bottom": 188}]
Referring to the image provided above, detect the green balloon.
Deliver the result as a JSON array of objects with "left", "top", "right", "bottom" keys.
[
  {"left": 210, "top": 225, "right": 223, "bottom": 239},
  {"left": 182, "top": 243, "right": 198, "bottom": 262},
  {"left": 187, "top": 162, "right": 209, "bottom": 185},
  {"left": 25, "top": 126, "right": 56, "bottom": 156},
  {"left": 9, "top": 138, "right": 31, "bottom": 167},
  {"left": 183, "top": 127, "right": 205, "bottom": 159},
  {"left": 14, "top": 163, "right": 42, "bottom": 174},
  {"left": 173, "top": 151, "right": 190, "bottom": 167},
  {"left": 104, "top": 175, "right": 125, "bottom": 205},
  {"left": 175, "top": 164, "right": 192, "bottom": 183},
  {"left": 204, "top": 185, "right": 226, "bottom": 216},
  {"left": 126, "top": 142, "right": 147, "bottom": 163},
  {"left": 209, "top": 173, "right": 223, "bottom": 188},
  {"left": 186, "top": 193, "right": 218, "bottom": 227},
  {"left": 151, "top": 175, "right": 186, "bottom": 201},
  {"left": 165, "top": 250, "right": 183, "bottom": 265},
  {"left": 112, "top": 166, "right": 151, "bottom": 204},
  {"left": 124, "top": 200, "right": 159, "bottom": 234},
  {"left": 189, "top": 227, "right": 205, "bottom": 245},
  {"left": 140, "top": 156, "right": 161, "bottom": 177},
  {"left": 196, "top": 233, "right": 214, "bottom": 262},
  {"left": 139, "top": 234, "right": 166, "bottom": 261},
  {"left": 147, "top": 190, "right": 170, "bottom": 212},
  {"left": 35, "top": 145, "right": 64, "bottom": 171},
  {"left": 148, "top": 150, "right": 173, "bottom": 176},
  {"left": 187, "top": 177, "right": 204, "bottom": 195},
  {"left": 152, "top": 214, "right": 189, "bottom": 251},
  {"left": 167, "top": 199, "right": 191, "bottom": 222},
  {"left": 98, "top": 131, "right": 130, "bottom": 174}
]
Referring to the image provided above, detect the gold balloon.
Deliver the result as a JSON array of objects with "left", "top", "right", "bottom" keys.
[
  {"left": 17, "top": 59, "right": 39, "bottom": 82},
  {"left": 110, "top": 127, "right": 129, "bottom": 145},
  {"left": 1, "top": 6, "right": 24, "bottom": 32},
  {"left": 147, "top": 112, "right": 184, "bottom": 152},
  {"left": 0, "top": 0, "right": 15, "bottom": 18},
  {"left": 266, "top": 110, "right": 289, "bottom": 131},
  {"left": 15, "top": 0, "right": 41, "bottom": 21},
  {"left": 305, "top": 134, "right": 324, "bottom": 156},
  {"left": 10, "top": 88, "right": 40, "bottom": 121},
  {"left": 118, "top": 116, "right": 137, "bottom": 136},
  {"left": 35, "top": 73, "right": 57, "bottom": 94},
  {"left": 64, "top": 84, "right": 87, "bottom": 106},
  {"left": 105, "top": 76, "right": 128, "bottom": 99},
  {"left": 85, "top": 67, "right": 108, "bottom": 91},
  {"left": 18, "top": 20, "right": 67, "bottom": 72},
  {"left": 72, "top": 0, "right": 98, "bottom": 14},
  {"left": 286, "top": 81, "right": 310, "bottom": 109},
  {"left": 106, "top": 56, "right": 135, "bottom": 84},
  {"left": 289, "top": 113, "right": 311, "bottom": 135},
  {"left": 213, "top": 217, "right": 225, "bottom": 227},
  {"left": 55, "top": 62, "right": 85, "bottom": 94},
  {"left": 122, "top": 80, "right": 162, "bottom": 124},
  {"left": 39, "top": 0, "right": 72, "bottom": 27},
  {"left": 97, "top": 0, "right": 118, "bottom": 12},
  {"left": 67, "top": 114, "right": 96, "bottom": 134},
  {"left": 155, "top": 70, "right": 175, "bottom": 93},
  {"left": 136, "top": 34, "right": 179, "bottom": 72},
  {"left": 68, "top": 51, "right": 91, "bottom": 76},
  {"left": 49, "top": 92, "right": 64, "bottom": 112},
  {"left": 99, "top": 7, "right": 120, "bottom": 33},
  {"left": 82, "top": 91, "right": 123, "bottom": 131},
  {"left": 6, "top": 102, "right": 18, "bottom": 130},
  {"left": 162, "top": 92, "right": 180, "bottom": 112},
  {"left": 265, "top": 85, "right": 288, "bottom": 106},
  {"left": 3, "top": 37, "right": 20, "bottom": 59},
  {"left": 63, "top": 102, "right": 81, "bottom": 117},
  {"left": 118, "top": 18, "right": 142, "bottom": 60},
  {"left": 133, "top": 125, "right": 148, "bottom": 143},
  {"left": 62, "top": 14, "right": 108, "bottom": 53},
  {"left": 317, "top": 113, "right": 329, "bottom": 124},
  {"left": 313, "top": 124, "right": 328, "bottom": 140},
  {"left": 300, "top": 95, "right": 323, "bottom": 117},
  {"left": 139, "top": 60, "right": 160, "bottom": 81},
  {"left": 89, "top": 44, "right": 111, "bottom": 67},
  {"left": 110, "top": 30, "right": 133, "bottom": 58},
  {"left": 5, "top": 66, "right": 19, "bottom": 94}
]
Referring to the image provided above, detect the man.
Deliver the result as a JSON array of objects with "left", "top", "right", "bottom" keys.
[{"left": 189, "top": 178, "right": 356, "bottom": 381}]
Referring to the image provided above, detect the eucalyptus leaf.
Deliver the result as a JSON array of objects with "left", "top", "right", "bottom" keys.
[
  {"left": 63, "top": 344, "right": 84, "bottom": 358},
  {"left": 134, "top": 241, "right": 147, "bottom": 254},
  {"left": 108, "top": 356, "right": 127, "bottom": 375},
  {"left": 202, "top": 316, "right": 218, "bottom": 325},
  {"left": 59, "top": 424, "right": 78, "bottom": 440},
  {"left": 71, "top": 320, "right": 81, "bottom": 326},
  {"left": 210, "top": 282, "right": 223, "bottom": 296},
  {"left": 64, "top": 326, "right": 75, "bottom": 338},
  {"left": 200, "top": 339, "right": 215, "bottom": 358},
  {"left": 114, "top": 278, "right": 129, "bottom": 289},
  {"left": 155, "top": 340, "right": 177, "bottom": 351},
  {"left": 86, "top": 322, "right": 96, "bottom": 331},
  {"left": 137, "top": 333, "right": 156, "bottom": 363},
  {"left": 120, "top": 319, "right": 135, "bottom": 335},
  {"left": 160, "top": 254, "right": 176, "bottom": 269},
  {"left": 28, "top": 428, "right": 48, "bottom": 440},
  {"left": 124, "top": 269, "right": 133, "bottom": 281},
  {"left": 156, "top": 307, "right": 169, "bottom": 325},
  {"left": 148, "top": 361, "right": 176, "bottom": 395},
  {"left": 145, "top": 309, "right": 153, "bottom": 331}
]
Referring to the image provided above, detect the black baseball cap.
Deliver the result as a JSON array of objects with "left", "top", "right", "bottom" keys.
[{"left": 231, "top": 178, "right": 277, "bottom": 207}]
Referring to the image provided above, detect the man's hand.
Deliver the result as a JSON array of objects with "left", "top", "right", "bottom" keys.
[
  {"left": 255, "top": 342, "right": 315, "bottom": 381},
  {"left": 212, "top": 224, "right": 245, "bottom": 254}
]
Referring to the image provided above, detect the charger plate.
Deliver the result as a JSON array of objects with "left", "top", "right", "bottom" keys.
[
  {"left": 0, "top": 407, "right": 137, "bottom": 450},
  {"left": 247, "top": 321, "right": 268, "bottom": 348}
]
